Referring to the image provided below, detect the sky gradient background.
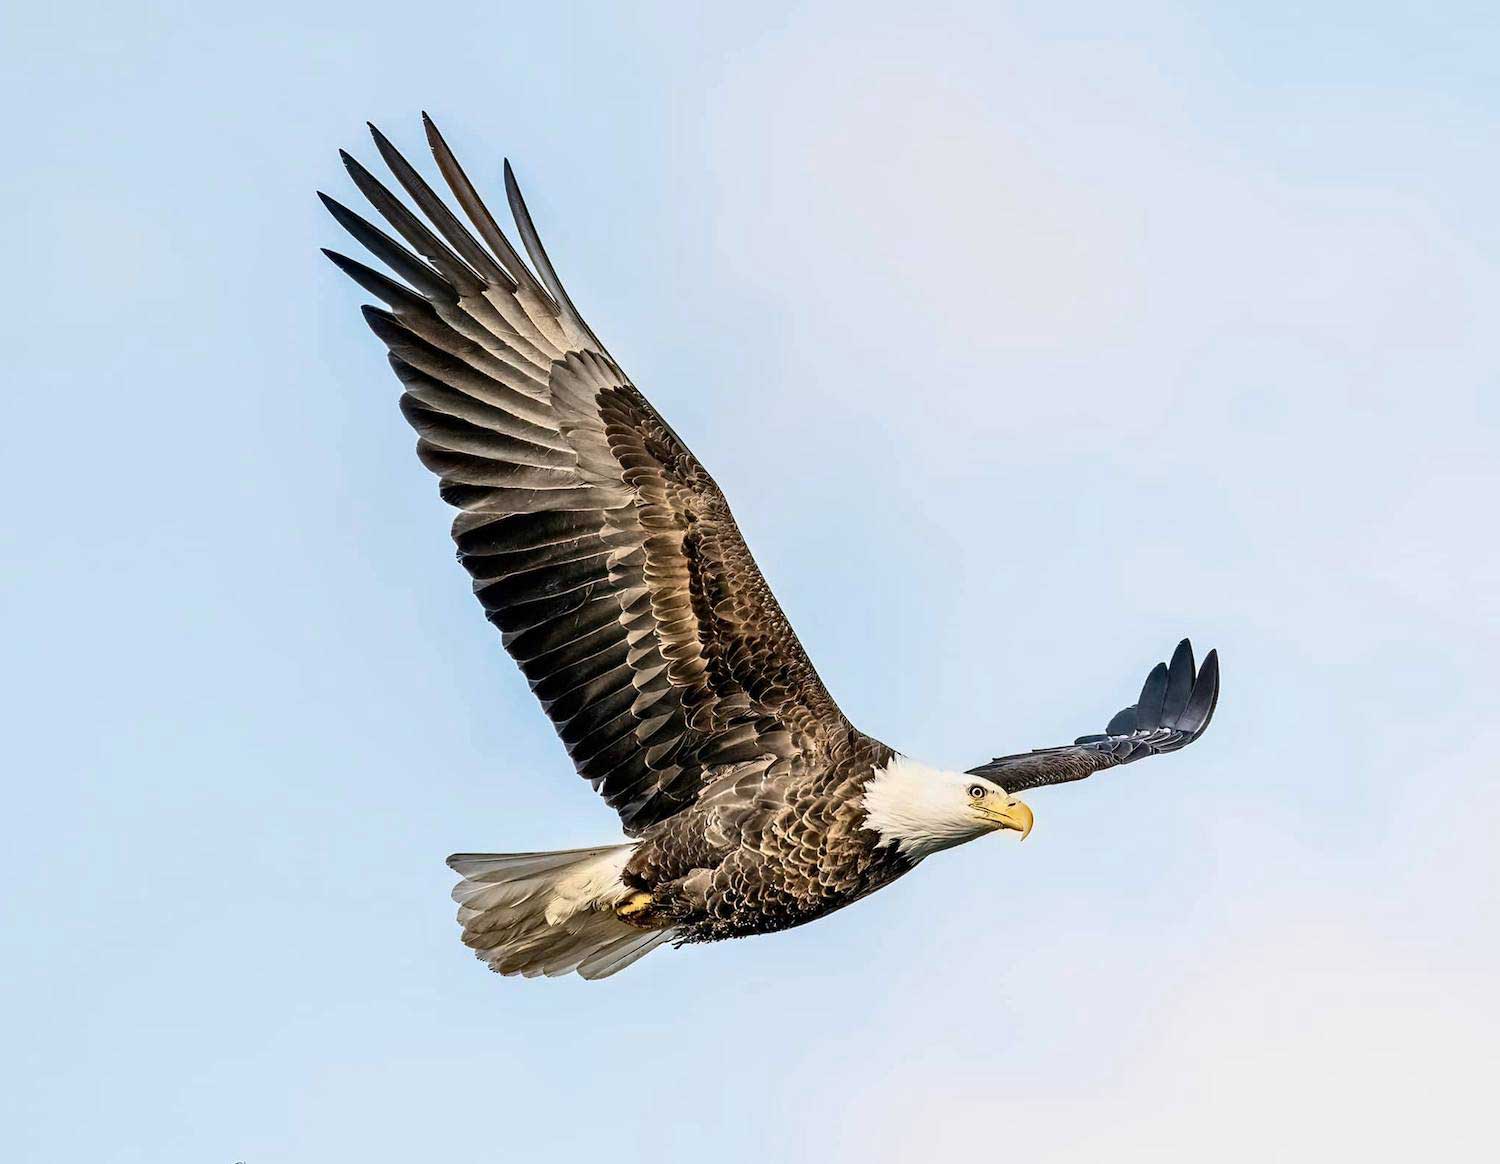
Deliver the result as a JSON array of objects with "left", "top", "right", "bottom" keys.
[{"left": 4, "top": 2, "right": 1498, "bottom": 1161}]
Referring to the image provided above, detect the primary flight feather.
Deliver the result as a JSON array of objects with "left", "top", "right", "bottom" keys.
[{"left": 321, "top": 116, "right": 1221, "bottom": 980}]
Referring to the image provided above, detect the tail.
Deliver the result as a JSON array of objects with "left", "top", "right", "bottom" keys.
[{"left": 447, "top": 845, "right": 674, "bottom": 980}]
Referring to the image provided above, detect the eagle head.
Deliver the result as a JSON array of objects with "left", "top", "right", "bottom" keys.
[{"left": 861, "top": 756, "right": 1033, "bottom": 860}]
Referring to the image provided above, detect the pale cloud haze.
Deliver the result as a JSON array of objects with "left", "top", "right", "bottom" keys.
[{"left": 3, "top": 3, "right": 1496, "bottom": 1162}]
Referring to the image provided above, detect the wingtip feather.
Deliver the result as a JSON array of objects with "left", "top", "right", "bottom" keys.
[
  {"left": 1136, "top": 661, "right": 1170, "bottom": 728},
  {"left": 1181, "top": 648, "right": 1220, "bottom": 737},
  {"left": 1163, "top": 638, "right": 1196, "bottom": 723}
]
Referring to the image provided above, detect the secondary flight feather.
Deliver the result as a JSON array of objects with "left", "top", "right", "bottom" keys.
[{"left": 320, "top": 116, "right": 1220, "bottom": 980}]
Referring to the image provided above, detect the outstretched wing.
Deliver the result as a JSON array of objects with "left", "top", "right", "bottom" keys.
[
  {"left": 321, "top": 117, "right": 855, "bottom": 835},
  {"left": 968, "top": 639, "right": 1219, "bottom": 794}
]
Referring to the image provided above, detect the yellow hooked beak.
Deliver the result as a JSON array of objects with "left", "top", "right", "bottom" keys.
[{"left": 982, "top": 797, "right": 1034, "bottom": 840}]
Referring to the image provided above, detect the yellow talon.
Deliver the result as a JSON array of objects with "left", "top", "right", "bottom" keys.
[{"left": 615, "top": 892, "right": 655, "bottom": 927}]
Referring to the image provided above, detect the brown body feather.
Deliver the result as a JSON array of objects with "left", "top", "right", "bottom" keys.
[{"left": 627, "top": 737, "right": 915, "bottom": 942}]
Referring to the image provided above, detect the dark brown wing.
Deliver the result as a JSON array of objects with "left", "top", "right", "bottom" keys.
[
  {"left": 321, "top": 118, "right": 855, "bottom": 834},
  {"left": 968, "top": 640, "right": 1219, "bottom": 794}
]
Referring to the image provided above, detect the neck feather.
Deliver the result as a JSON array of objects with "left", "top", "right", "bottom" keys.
[{"left": 860, "top": 754, "right": 984, "bottom": 861}]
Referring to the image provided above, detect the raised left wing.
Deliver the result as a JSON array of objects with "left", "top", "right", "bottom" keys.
[
  {"left": 320, "top": 117, "right": 860, "bottom": 835},
  {"left": 968, "top": 639, "right": 1219, "bottom": 794}
]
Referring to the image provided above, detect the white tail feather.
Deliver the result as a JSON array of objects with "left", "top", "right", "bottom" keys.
[{"left": 447, "top": 845, "right": 673, "bottom": 980}]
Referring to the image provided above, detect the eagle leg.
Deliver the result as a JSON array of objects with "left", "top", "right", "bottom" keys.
[{"left": 615, "top": 891, "right": 657, "bottom": 928}]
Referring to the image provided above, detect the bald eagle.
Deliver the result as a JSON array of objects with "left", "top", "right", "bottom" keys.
[{"left": 320, "top": 117, "right": 1220, "bottom": 980}]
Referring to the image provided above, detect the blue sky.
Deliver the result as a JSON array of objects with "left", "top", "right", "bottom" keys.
[{"left": 4, "top": 2, "right": 1497, "bottom": 1161}]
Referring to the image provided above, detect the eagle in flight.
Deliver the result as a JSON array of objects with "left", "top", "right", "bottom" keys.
[{"left": 321, "top": 117, "right": 1220, "bottom": 980}]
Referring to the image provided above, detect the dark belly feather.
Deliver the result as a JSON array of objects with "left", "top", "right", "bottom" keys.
[{"left": 625, "top": 737, "right": 914, "bottom": 941}]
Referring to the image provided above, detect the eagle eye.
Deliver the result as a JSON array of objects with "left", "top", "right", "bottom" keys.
[{"left": 967, "top": 784, "right": 986, "bottom": 799}]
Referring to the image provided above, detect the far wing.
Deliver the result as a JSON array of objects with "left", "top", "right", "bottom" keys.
[{"left": 968, "top": 640, "right": 1219, "bottom": 794}]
